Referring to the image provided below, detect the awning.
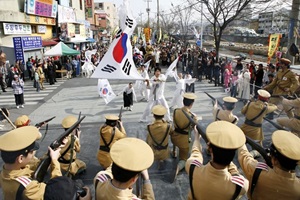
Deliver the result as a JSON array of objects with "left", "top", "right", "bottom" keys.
[
  {"left": 86, "top": 37, "right": 96, "bottom": 43},
  {"left": 42, "top": 39, "right": 58, "bottom": 47}
]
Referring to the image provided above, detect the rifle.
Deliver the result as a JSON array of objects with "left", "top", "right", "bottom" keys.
[
  {"left": 0, "top": 108, "right": 16, "bottom": 129},
  {"left": 182, "top": 110, "right": 208, "bottom": 143},
  {"left": 263, "top": 117, "right": 288, "bottom": 131},
  {"left": 245, "top": 136, "right": 273, "bottom": 168},
  {"left": 136, "top": 174, "right": 143, "bottom": 198},
  {"left": 271, "top": 95, "right": 297, "bottom": 100},
  {"left": 33, "top": 116, "right": 86, "bottom": 182},
  {"left": 35, "top": 116, "right": 56, "bottom": 128},
  {"left": 204, "top": 92, "right": 224, "bottom": 110},
  {"left": 118, "top": 106, "right": 123, "bottom": 121}
]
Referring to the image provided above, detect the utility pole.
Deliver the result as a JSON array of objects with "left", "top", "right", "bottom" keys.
[
  {"left": 145, "top": 0, "right": 152, "bottom": 28},
  {"left": 200, "top": 1, "right": 203, "bottom": 49},
  {"left": 157, "top": 0, "right": 160, "bottom": 43},
  {"left": 288, "top": 0, "right": 300, "bottom": 64}
]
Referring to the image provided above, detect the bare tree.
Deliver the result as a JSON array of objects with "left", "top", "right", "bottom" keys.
[
  {"left": 160, "top": 10, "right": 177, "bottom": 38},
  {"left": 189, "top": 0, "right": 272, "bottom": 61}
]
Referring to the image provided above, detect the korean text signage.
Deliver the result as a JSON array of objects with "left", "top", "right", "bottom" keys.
[
  {"left": 3, "top": 23, "right": 32, "bottom": 35},
  {"left": 26, "top": 0, "right": 57, "bottom": 18},
  {"left": 13, "top": 37, "right": 25, "bottom": 63},
  {"left": 13, "top": 36, "right": 42, "bottom": 63},
  {"left": 58, "top": 5, "right": 76, "bottom": 23},
  {"left": 268, "top": 34, "right": 281, "bottom": 62}
]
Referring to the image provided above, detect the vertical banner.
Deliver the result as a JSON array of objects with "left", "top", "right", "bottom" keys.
[
  {"left": 144, "top": 28, "right": 151, "bottom": 43},
  {"left": 268, "top": 34, "right": 281, "bottom": 62}
]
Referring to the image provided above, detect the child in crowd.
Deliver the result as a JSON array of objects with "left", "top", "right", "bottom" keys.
[
  {"left": 230, "top": 71, "right": 239, "bottom": 97},
  {"left": 224, "top": 68, "right": 231, "bottom": 89}
]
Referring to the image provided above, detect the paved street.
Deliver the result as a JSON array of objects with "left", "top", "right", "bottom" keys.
[{"left": 0, "top": 71, "right": 291, "bottom": 199}]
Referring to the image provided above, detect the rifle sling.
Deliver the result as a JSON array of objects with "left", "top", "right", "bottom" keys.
[
  {"left": 216, "top": 109, "right": 238, "bottom": 124},
  {"left": 174, "top": 108, "right": 191, "bottom": 132},
  {"left": 99, "top": 127, "right": 115, "bottom": 152},
  {"left": 16, "top": 184, "right": 25, "bottom": 200},
  {"left": 250, "top": 168, "right": 263, "bottom": 198},
  {"left": 244, "top": 102, "right": 267, "bottom": 127},
  {"left": 147, "top": 123, "right": 170, "bottom": 150},
  {"left": 65, "top": 135, "right": 76, "bottom": 176}
]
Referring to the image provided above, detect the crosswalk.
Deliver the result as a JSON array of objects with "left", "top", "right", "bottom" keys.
[{"left": 0, "top": 80, "right": 66, "bottom": 107}]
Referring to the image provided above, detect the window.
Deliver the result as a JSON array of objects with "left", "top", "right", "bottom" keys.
[
  {"left": 31, "top": 25, "right": 37, "bottom": 33},
  {"left": 75, "top": 24, "right": 80, "bottom": 34},
  {"left": 79, "top": 0, "right": 82, "bottom": 10},
  {"left": 99, "top": 3, "right": 103, "bottom": 9}
]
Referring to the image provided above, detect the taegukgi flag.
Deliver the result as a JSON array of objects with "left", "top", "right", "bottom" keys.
[
  {"left": 91, "top": 0, "right": 143, "bottom": 80},
  {"left": 97, "top": 79, "right": 116, "bottom": 104}
]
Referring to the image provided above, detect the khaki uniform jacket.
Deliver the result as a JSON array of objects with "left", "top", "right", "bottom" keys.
[
  {"left": 97, "top": 125, "right": 126, "bottom": 169},
  {"left": 171, "top": 107, "right": 197, "bottom": 149},
  {"left": 0, "top": 160, "right": 61, "bottom": 200},
  {"left": 94, "top": 166, "right": 155, "bottom": 200},
  {"left": 59, "top": 134, "right": 85, "bottom": 175},
  {"left": 240, "top": 100, "right": 277, "bottom": 141},
  {"left": 146, "top": 119, "right": 173, "bottom": 161},
  {"left": 238, "top": 145, "right": 300, "bottom": 200},
  {"left": 186, "top": 140, "right": 249, "bottom": 200},
  {"left": 213, "top": 104, "right": 238, "bottom": 124},
  {"left": 264, "top": 69, "right": 299, "bottom": 96},
  {"left": 277, "top": 98, "right": 300, "bottom": 135}
]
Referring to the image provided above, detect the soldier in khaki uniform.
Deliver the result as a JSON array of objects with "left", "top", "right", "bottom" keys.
[
  {"left": 146, "top": 105, "right": 173, "bottom": 162},
  {"left": 0, "top": 126, "right": 62, "bottom": 199},
  {"left": 59, "top": 115, "right": 86, "bottom": 177},
  {"left": 277, "top": 97, "right": 300, "bottom": 137},
  {"left": 14, "top": 115, "right": 42, "bottom": 171},
  {"left": 186, "top": 121, "right": 249, "bottom": 200},
  {"left": 213, "top": 96, "right": 239, "bottom": 124},
  {"left": 171, "top": 93, "right": 197, "bottom": 175},
  {"left": 264, "top": 58, "right": 299, "bottom": 118},
  {"left": 240, "top": 90, "right": 277, "bottom": 145},
  {"left": 238, "top": 130, "right": 300, "bottom": 200},
  {"left": 94, "top": 138, "right": 155, "bottom": 200},
  {"left": 97, "top": 115, "right": 126, "bottom": 169}
]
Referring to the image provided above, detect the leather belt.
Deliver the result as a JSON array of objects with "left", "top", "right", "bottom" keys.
[
  {"left": 244, "top": 119, "right": 262, "bottom": 127},
  {"left": 174, "top": 128, "right": 188, "bottom": 135},
  {"left": 58, "top": 157, "right": 75, "bottom": 164},
  {"left": 153, "top": 144, "right": 168, "bottom": 150}
]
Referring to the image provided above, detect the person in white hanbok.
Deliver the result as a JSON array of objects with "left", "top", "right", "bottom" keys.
[
  {"left": 140, "top": 67, "right": 172, "bottom": 122},
  {"left": 237, "top": 69, "right": 251, "bottom": 100},
  {"left": 122, "top": 82, "right": 137, "bottom": 111},
  {"left": 170, "top": 71, "right": 196, "bottom": 108},
  {"left": 136, "top": 65, "right": 150, "bottom": 101}
]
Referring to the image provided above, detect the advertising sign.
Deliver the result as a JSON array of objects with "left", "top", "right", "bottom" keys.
[
  {"left": 3, "top": 23, "right": 32, "bottom": 35},
  {"left": 22, "top": 36, "right": 43, "bottom": 49},
  {"left": 13, "top": 37, "right": 25, "bottom": 63},
  {"left": 57, "top": 5, "right": 77, "bottom": 23},
  {"left": 37, "top": 25, "right": 47, "bottom": 33},
  {"left": 26, "top": 0, "right": 57, "bottom": 18}
]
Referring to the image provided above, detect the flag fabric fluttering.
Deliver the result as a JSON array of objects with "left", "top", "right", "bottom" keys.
[
  {"left": 165, "top": 57, "right": 179, "bottom": 77},
  {"left": 97, "top": 79, "right": 116, "bottom": 104},
  {"left": 143, "top": 59, "right": 151, "bottom": 71},
  {"left": 91, "top": 0, "right": 143, "bottom": 80}
]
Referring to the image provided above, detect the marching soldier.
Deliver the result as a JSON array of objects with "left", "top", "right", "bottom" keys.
[
  {"left": 264, "top": 58, "right": 299, "bottom": 118},
  {"left": 240, "top": 89, "right": 277, "bottom": 145},
  {"left": 97, "top": 115, "right": 126, "bottom": 169},
  {"left": 186, "top": 121, "right": 249, "bottom": 199},
  {"left": 238, "top": 130, "right": 300, "bottom": 199},
  {"left": 277, "top": 96, "right": 300, "bottom": 137},
  {"left": 171, "top": 93, "right": 197, "bottom": 176},
  {"left": 59, "top": 116, "right": 86, "bottom": 177},
  {"left": 146, "top": 105, "right": 173, "bottom": 163},
  {"left": 0, "top": 126, "right": 62, "bottom": 199},
  {"left": 213, "top": 96, "right": 239, "bottom": 124},
  {"left": 94, "top": 138, "right": 155, "bottom": 200}
]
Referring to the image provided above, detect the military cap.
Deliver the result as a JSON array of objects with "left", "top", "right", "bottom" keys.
[
  {"left": 0, "top": 126, "right": 40, "bottom": 151},
  {"left": 105, "top": 115, "right": 119, "bottom": 121},
  {"left": 258, "top": 89, "right": 271, "bottom": 98},
  {"left": 183, "top": 93, "right": 197, "bottom": 100},
  {"left": 280, "top": 58, "right": 291, "bottom": 65},
  {"left": 272, "top": 130, "right": 300, "bottom": 161},
  {"left": 110, "top": 138, "right": 154, "bottom": 171},
  {"left": 223, "top": 97, "right": 238, "bottom": 103},
  {"left": 15, "top": 115, "right": 30, "bottom": 127},
  {"left": 206, "top": 121, "right": 245, "bottom": 149},
  {"left": 152, "top": 105, "right": 167, "bottom": 116},
  {"left": 62, "top": 115, "right": 77, "bottom": 129}
]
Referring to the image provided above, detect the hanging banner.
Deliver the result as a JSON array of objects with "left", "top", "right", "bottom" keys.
[
  {"left": 144, "top": 28, "right": 151, "bottom": 43},
  {"left": 57, "top": 5, "right": 77, "bottom": 23},
  {"left": 268, "top": 34, "right": 281, "bottom": 61},
  {"left": 3, "top": 23, "right": 32, "bottom": 35}
]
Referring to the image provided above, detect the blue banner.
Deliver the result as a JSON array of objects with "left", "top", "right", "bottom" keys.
[
  {"left": 13, "top": 37, "right": 24, "bottom": 63},
  {"left": 21, "top": 36, "right": 42, "bottom": 49}
]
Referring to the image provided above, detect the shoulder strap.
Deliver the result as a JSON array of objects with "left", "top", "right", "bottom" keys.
[
  {"left": 215, "top": 109, "right": 220, "bottom": 121},
  {"left": 15, "top": 176, "right": 32, "bottom": 200},
  {"left": 281, "top": 70, "right": 291, "bottom": 81},
  {"left": 250, "top": 168, "right": 263, "bottom": 197},
  {"left": 244, "top": 102, "right": 251, "bottom": 115},
  {"left": 231, "top": 184, "right": 242, "bottom": 200},
  {"left": 174, "top": 108, "right": 191, "bottom": 130},
  {"left": 100, "top": 127, "right": 116, "bottom": 148},
  {"left": 189, "top": 164, "right": 196, "bottom": 200},
  {"left": 249, "top": 103, "right": 268, "bottom": 122},
  {"left": 16, "top": 184, "right": 25, "bottom": 200},
  {"left": 232, "top": 117, "right": 238, "bottom": 124},
  {"left": 147, "top": 124, "right": 170, "bottom": 146}
]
